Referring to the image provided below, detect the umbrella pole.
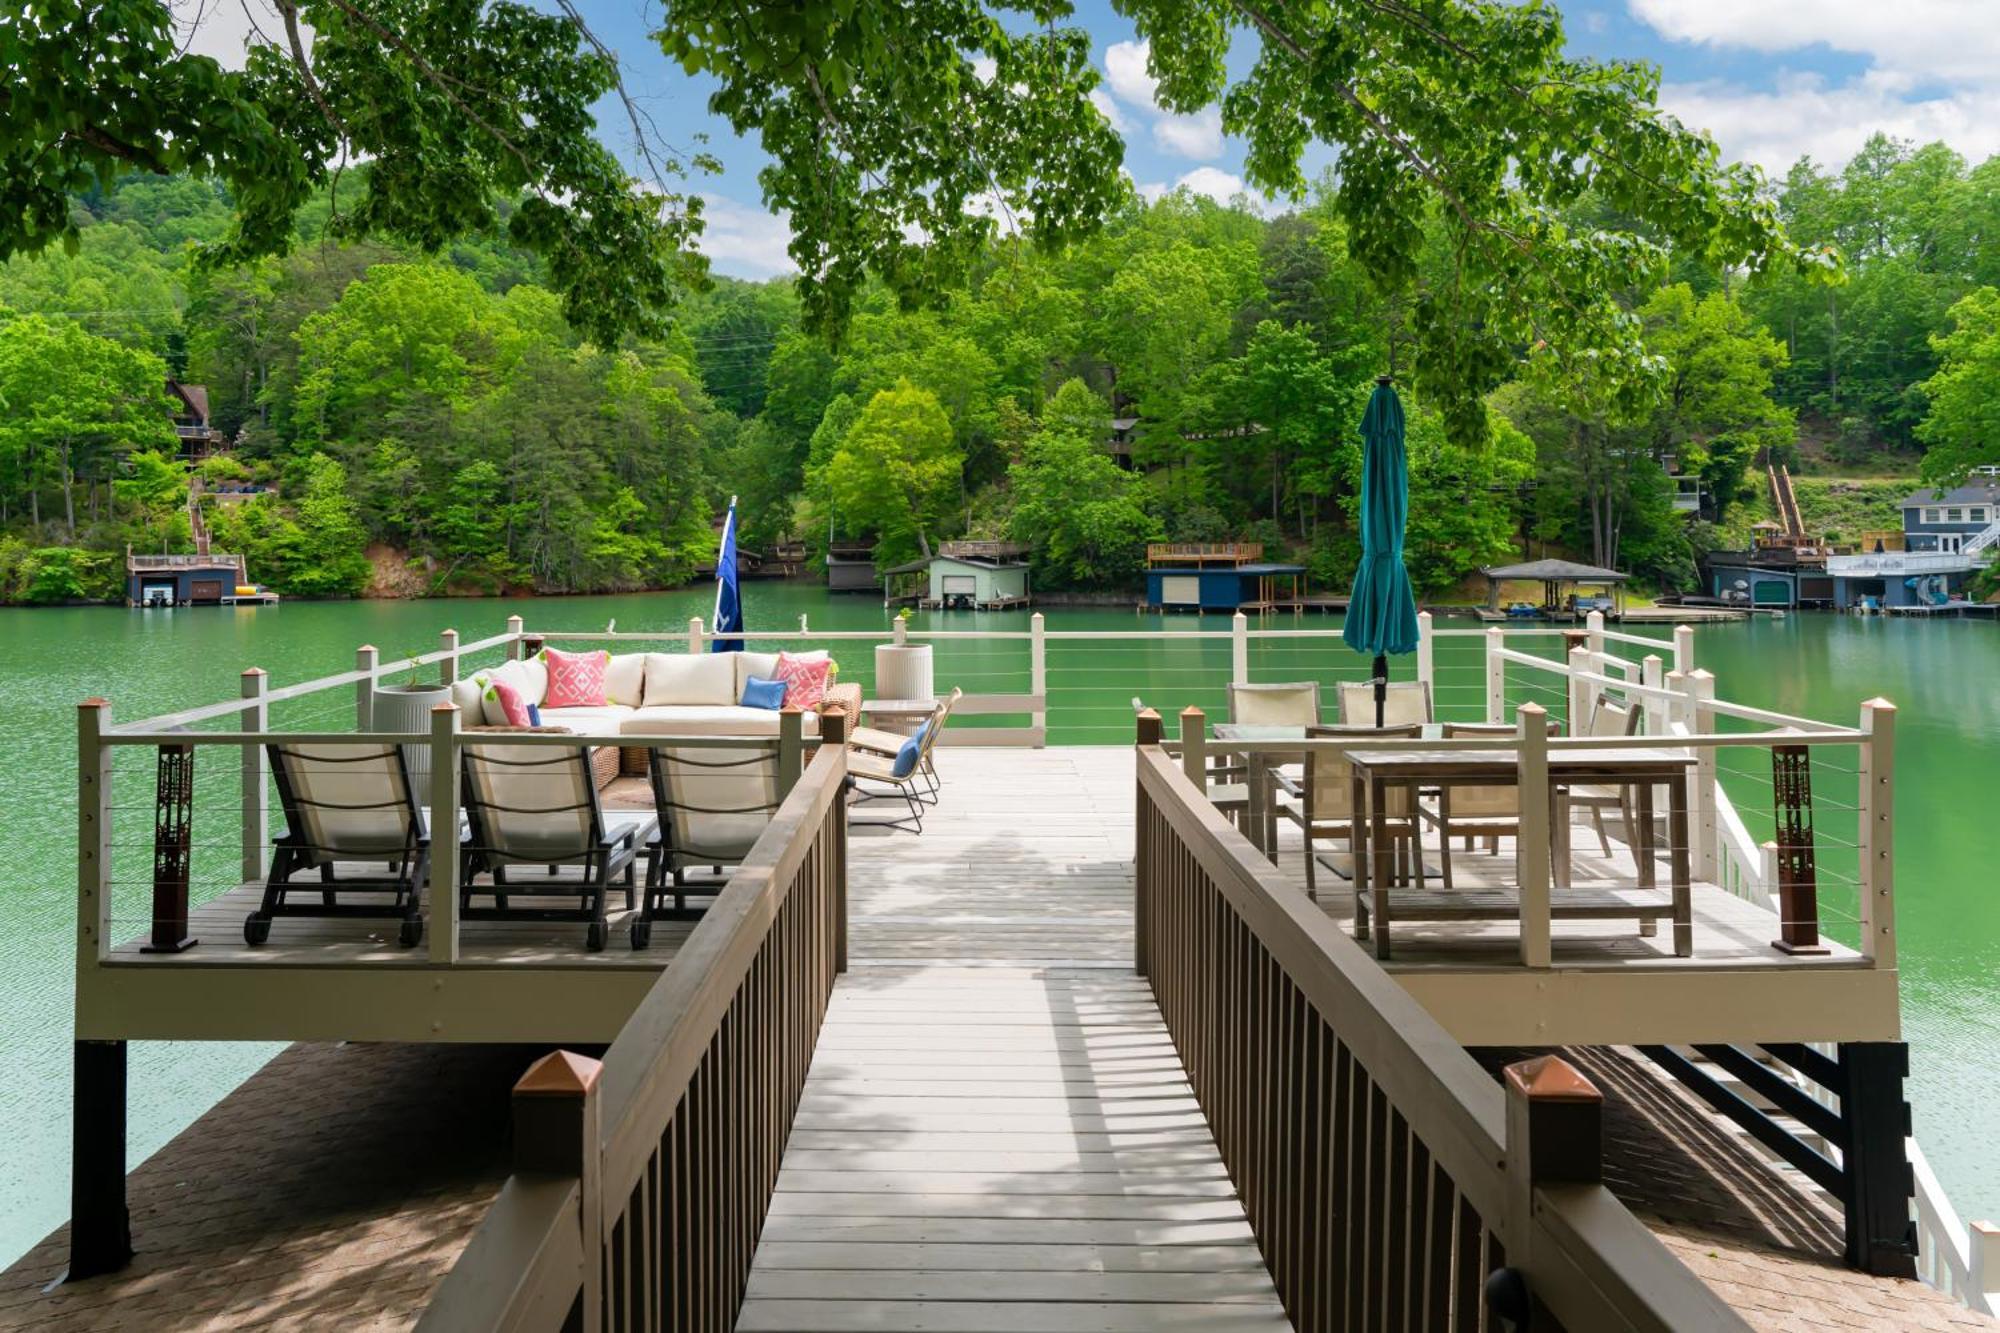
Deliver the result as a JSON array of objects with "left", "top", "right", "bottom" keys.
[{"left": 1372, "top": 653, "right": 1388, "bottom": 729}]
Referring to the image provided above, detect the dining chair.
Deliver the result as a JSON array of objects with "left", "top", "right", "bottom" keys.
[
  {"left": 1336, "top": 680, "right": 1433, "bottom": 728},
  {"left": 1277, "top": 722, "right": 1423, "bottom": 900}
]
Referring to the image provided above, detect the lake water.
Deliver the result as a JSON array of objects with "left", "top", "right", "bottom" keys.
[{"left": 2, "top": 586, "right": 1996, "bottom": 1265}]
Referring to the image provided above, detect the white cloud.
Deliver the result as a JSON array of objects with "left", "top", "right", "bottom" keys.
[
  {"left": 1630, "top": 0, "right": 2000, "bottom": 86},
  {"left": 172, "top": 0, "right": 287, "bottom": 69},
  {"left": 1153, "top": 108, "right": 1224, "bottom": 160},
  {"left": 1174, "top": 166, "right": 1266, "bottom": 210},
  {"left": 972, "top": 55, "right": 998, "bottom": 84},
  {"left": 1089, "top": 89, "right": 1134, "bottom": 134},
  {"left": 695, "top": 195, "right": 797, "bottom": 278},
  {"left": 1104, "top": 40, "right": 1159, "bottom": 108},
  {"left": 1631, "top": 0, "right": 2000, "bottom": 171},
  {"left": 1659, "top": 73, "right": 2000, "bottom": 173}
]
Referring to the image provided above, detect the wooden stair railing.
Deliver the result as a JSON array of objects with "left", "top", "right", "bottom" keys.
[
  {"left": 417, "top": 731, "right": 849, "bottom": 1333},
  {"left": 1132, "top": 711, "right": 1746, "bottom": 1331}
]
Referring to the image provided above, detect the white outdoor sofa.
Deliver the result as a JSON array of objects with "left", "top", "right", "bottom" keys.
[{"left": 448, "top": 650, "right": 858, "bottom": 741}]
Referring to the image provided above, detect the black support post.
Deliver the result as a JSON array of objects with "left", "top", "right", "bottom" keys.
[
  {"left": 69, "top": 1039, "right": 132, "bottom": 1279},
  {"left": 1838, "top": 1041, "right": 1917, "bottom": 1277}
]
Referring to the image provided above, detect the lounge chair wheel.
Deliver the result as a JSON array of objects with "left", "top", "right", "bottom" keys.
[
  {"left": 630, "top": 919, "right": 652, "bottom": 951},
  {"left": 398, "top": 918, "right": 424, "bottom": 948},
  {"left": 243, "top": 913, "right": 271, "bottom": 946},
  {"left": 587, "top": 921, "right": 608, "bottom": 953}
]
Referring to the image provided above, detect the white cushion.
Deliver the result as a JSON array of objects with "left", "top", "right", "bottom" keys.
[
  {"left": 733, "top": 651, "right": 782, "bottom": 697},
  {"left": 622, "top": 705, "right": 819, "bottom": 737},
  {"left": 472, "top": 658, "right": 547, "bottom": 724},
  {"left": 448, "top": 679, "right": 483, "bottom": 715},
  {"left": 533, "top": 705, "right": 634, "bottom": 738},
  {"left": 643, "top": 652, "right": 737, "bottom": 707},
  {"left": 604, "top": 652, "right": 646, "bottom": 707}
]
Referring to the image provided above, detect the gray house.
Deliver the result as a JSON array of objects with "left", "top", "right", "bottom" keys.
[{"left": 1898, "top": 473, "right": 2000, "bottom": 553}]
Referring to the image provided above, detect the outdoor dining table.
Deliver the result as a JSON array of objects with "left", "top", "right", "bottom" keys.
[
  {"left": 1211, "top": 721, "right": 1448, "bottom": 859},
  {"left": 1345, "top": 746, "right": 1696, "bottom": 964}
]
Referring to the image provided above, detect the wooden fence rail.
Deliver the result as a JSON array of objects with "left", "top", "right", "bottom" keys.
[
  {"left": 417, "top": 738, "right": 849, "bottom": 1333},
  {"left": 1132, "top": 724, "right": 1746, "bottom": 1331}
]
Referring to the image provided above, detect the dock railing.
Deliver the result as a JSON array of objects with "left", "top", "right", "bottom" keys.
[
  {"left": 1133, "top": 721, "right": 1749, "bottom": 1330},
  {"left": 416, "top": 736, "right": 849, "bottom": 1333}
]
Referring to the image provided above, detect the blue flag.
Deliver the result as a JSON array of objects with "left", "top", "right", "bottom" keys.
[{"left": 712, "top": 496, "right": 744, "bottom": 653}]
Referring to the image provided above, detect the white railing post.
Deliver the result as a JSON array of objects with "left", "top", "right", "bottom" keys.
[
  {"left": 1567, "top": 645, "right": 1592, "bottom": 735},
  {"left": 1415, "top": 610, "right": 1434, "bottom": 708},
  {"left": 1515, "top": 702, "right": 1553, "bottom": 968},
  {"left": 1030, "top": 612, "right": 1047, "bottom": 747},
  {"left": 1585, "top": 609, "right": 1605, "bottom": 658},
  {"left": 1685, "top": 669, "right": 1718, "bottom": 881},
  {"left": 1231, "top": 611, "right": 1248, "bottom": 686},
  {"left": 893, "top": 613, "right": 909, "bottom": 646},
  {"left": 1673, "top": 623, "right": 1695, "bottom": 676},
  {"left": 428, "top": 702, "right": 462, "bottom": 965},
  {"left": 506, "top": 614, "right": 525, "bottom": 661},
  {"left": 1858, "top": 698, "right": 1897, "bottom": 969},
  {"left": 1484, "top": 627, "right": 1505, "bottom": 724},
  {"left": 77, "top": 699, "right": 113, "bottom": 968},
  {"left": 439, "top": 628, "right": 459, "bottom": 686},
  {"left": 687, "top": 616, "right": 704, "bottom": 655},
  {"left": 240, "top": 668, "right": 268, "bottom": 883},
  {"left": 1759, "top": 840, "right": 1780, "bottom": 911},
  {"left": 1641, "top": 654, "right": 1665, "bottom": 734},
  {"left": 1970, "top": 1220, "right": 2000, "bottom": 1312},
  {"left": 356, "top": 644, "right": 378, "bottom": 731}
]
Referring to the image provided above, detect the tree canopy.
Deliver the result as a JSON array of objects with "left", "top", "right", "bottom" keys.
[{"left": 4, "top": 0, "right": 1822, "bottom": 438}]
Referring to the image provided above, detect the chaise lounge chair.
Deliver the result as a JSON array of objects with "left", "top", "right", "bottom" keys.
[
  {"left": 635, "top": 740, "right": 783, "bottom": 947},
  {"left": 247, "top": 741, "right": 433, "bottom": 947},
  {"left": 458, "top": 740, "right": 655, "bottom": 952}
]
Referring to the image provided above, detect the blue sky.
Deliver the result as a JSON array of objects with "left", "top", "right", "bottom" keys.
[{"left": 185, "top": 0, "right": 2000, "bottom": 279}]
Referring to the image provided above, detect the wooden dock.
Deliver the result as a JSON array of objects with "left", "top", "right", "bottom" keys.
[{"left": 11, "top": 743, "right": 1972, "bottom": 1330}]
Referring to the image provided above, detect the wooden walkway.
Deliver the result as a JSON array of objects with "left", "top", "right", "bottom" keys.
[{"left": 737, "top": 748, "right": 1289, "bottom": 1331}]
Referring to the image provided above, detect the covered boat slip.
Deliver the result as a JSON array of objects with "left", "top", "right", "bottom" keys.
[{"left": 45, "top": 617, "right": 1945, "bottom": 1330}]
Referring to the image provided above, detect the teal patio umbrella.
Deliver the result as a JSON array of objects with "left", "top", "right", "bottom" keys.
[{"left": 1342, "top": 376, "right": 1421, "bottom": 727}]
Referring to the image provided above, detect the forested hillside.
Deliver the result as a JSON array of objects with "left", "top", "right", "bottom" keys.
[{"left": 3, "top": 133, "right": 1997, "bottom": 605}]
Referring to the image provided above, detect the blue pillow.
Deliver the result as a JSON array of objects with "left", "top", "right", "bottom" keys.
[
  {"left": 891, "top": 722, "right": 930, "bottom": 778},
  {"left": 526, "top": 703, "right": 542, "bottom": 727},
  {"left": 741, "top": 675, "right": 787, "bottom": 710}
]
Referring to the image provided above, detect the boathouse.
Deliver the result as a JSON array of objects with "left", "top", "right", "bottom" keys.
[
  {"left": 1142, "top": 543, "right": 1306, "bottom": 611},
  {"left": 824, "top": 540, "right": 879, "bottom": 592},
  {"left": 890, "top": 540, "right": 1031, "bottom": 609},
  {"left": 124, "top": 551, "right": 273, "bottom": 607}
]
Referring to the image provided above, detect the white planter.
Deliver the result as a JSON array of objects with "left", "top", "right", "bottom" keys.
[
  {"left": 873, "top": 644, "right": 935, "bottom": 734},
  {"left": 371, "top": 683, "right": 451, "bottom": 794}
]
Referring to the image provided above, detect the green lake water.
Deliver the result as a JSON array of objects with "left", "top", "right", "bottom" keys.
[{"left": 1, "top": 586, "right": 1996, "bottom": 1265}]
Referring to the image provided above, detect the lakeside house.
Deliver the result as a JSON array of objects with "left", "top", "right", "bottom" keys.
[
  {"left": 1705, "top": 470, "right": 2000, "bottom": 611},
  {"left": 166, "top": 381, "right": 226, "bottom": 460}
]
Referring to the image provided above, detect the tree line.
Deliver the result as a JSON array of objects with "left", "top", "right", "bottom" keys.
[{"left": 3, "top": 135, "right": 1998, "bottom": 605}]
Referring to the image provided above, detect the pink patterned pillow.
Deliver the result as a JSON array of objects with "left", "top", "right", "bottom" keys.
[
  {"left": 485, "top": 677, "right": 532, "bottom": 726},
  {"left": 773, "top": 651, "right": 832, "bottom": 710},
  {"left": 541, "top": 647, "right": 609, "bottom": 708}
]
